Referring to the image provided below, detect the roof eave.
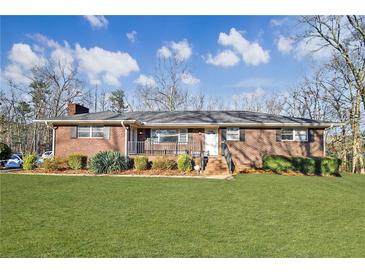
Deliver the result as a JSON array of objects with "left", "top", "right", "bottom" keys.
[{"left": 33, "top": 119, "right": 142, "bottom": 125}]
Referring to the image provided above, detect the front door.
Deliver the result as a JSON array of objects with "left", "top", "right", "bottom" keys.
[{"left": 205, "top": 129, "right": 218, "bottom": 156}]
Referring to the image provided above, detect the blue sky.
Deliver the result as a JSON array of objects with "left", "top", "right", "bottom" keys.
[{"left": 1, "top": 16, "right": 321, "bottom": 102}]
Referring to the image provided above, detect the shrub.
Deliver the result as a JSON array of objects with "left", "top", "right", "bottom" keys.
[
  {"left": 177, "top": 154, "right": 192, "bottom": 172},
  {"left": 67, "top": 154, "right": 87, "bottom": 170},
  {"left": 43, "top": 157, "right": 67, "bottom": 171},
  {"left": 23, "top": 153, "right": 37, "bottom": 170},
  {"left": 262, "top": 155, "right": 293, "bottom": 173},
  {"left": 134, "top": 156, "right": 149, "bottom": 170},
  {"left": 89, "top": 151, "right": 130, "bottom": 174},
  {"left": 0, "top": 142, "right": 11, "bottom": 160},
  {"left": 291, "top": 157, "right": 316, "bottom": 174},
  {"left": 320, "top": 157, "right": 341, "bottom": 176},
  {"left": 151, "top": 156, "right": 177, "bottom": 170}
]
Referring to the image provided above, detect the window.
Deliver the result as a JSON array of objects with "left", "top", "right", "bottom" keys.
[
  {"left": 281, "top": 129, "right": 308, "bottom": 141},
  {"left": 78, "top": 126, "right": 104, "bottom": 138},
  {"left": 78, "top": 126, "right": 91, "bottom": 138},
  {"left": 151, "top": 129, "right": 188, "bottom": 143},
  {"left": 295, "top": 129, "right": 308, "bottom": 141},
  {"left": 281, "top": 129, "right": 294, "bottom": 140},
  {"left": 226, "top": 128, "right": 240, "bottom": 141},
  {"left": 92, "top": 126, "right": 104, "bottom": 138},
  {"left": 179, "top": 129, "right": 188, "bottom": 143}
]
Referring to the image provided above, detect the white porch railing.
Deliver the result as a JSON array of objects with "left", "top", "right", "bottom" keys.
[{"left": 128, "top": 141, "right": 204, "bottom": 156}]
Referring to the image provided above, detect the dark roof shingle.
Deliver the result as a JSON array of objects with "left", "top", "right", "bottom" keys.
[{"left": 41, "top": 110, "right": 332, "bottom": 125}]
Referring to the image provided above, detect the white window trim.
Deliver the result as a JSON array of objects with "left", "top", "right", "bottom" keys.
[
  {"left": 78, "top": 126, "right": 104, "bottom": 139},
  {"left": 281, "top": 128, "right": 308, "bottom": 142},
  {"left": 226, "top": 127, "right": 240, "bottom": 141}
]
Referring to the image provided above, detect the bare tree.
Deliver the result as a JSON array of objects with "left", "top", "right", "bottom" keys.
[
  {"left": 300, "top": 16, "right": 365, "bottom": 109},
  {"left": 0, "top": 61, "right": 84, "bottom": 154},
  {"left": 232, "top": 90, "right": 285, "bottom": 115},
  {"left": 135, "top": 54, "right": 191, "bottom": 111}
]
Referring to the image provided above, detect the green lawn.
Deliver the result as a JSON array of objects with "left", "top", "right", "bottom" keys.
[{"left": 1, "top": 173, "right": 364, "bottom": 258}]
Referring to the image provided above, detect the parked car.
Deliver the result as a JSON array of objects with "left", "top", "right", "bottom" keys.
[
  {"left": 5, "top": 154, "right": 23, "bottom": 169},
  {"left": 41, "top": 151, "right": 53, "bottom": 159},
  {"left": 36, "top": 151, "right": 53, "bottom": 165}
]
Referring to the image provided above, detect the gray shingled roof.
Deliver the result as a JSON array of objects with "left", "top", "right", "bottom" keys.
[{"left": 38, "top": 110, "right": 334, "bottom": 126}]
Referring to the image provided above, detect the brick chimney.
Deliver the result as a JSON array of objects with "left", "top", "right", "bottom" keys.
[{"left": 67, "top": 103, "right": 89, "bottom": 115}]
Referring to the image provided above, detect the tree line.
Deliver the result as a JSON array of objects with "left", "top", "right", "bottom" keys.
[{"left": 1, "top": 16, "right": 364, "bottom": 172}]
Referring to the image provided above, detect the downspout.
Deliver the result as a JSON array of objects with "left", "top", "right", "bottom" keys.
[
  {"left": 45, "top": 121, "right": 56, "bottom": 156},
  {"left": 121, "top": 121, "right": 128, "bottom": 156},
  {"left": 324, "top": 123, "right": 334, "bottom": 157}
]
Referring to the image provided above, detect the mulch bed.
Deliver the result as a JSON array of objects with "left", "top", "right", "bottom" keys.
[
  {"left": 13, "top": 168, "right": 200, "bottom": 176},
  {"left": 239, "top": 168, "right": 306, "bottom": 176}
]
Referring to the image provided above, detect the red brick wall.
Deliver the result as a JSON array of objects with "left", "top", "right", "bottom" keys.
[
  {"left": 55, "top": 126, "right": 126, "bottom": 158},
  {"left": 223, "top": 128, "right": 324, "bottom": 170}
]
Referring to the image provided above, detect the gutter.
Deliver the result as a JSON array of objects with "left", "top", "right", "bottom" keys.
[
  {"left": 34, "top": 120, "right": 344, "bottom": 129},
  {"left": 121, "top": 121, "right": 128, "bottom": 156},
  {"left": 141, "top": 122, "right": 344, "bottom": 128},
  {"left": 34, "top": 119, "right": 141, "bottom": 126},
  {"left": 44, "top": 121, "right": 56, "bottom": 155}
]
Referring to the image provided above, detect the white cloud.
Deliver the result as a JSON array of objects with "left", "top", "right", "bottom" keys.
[
  {"left": 83, "top": 16, "right": 108, "bottom": 29},
  {"left": 126, "top": 30, "right": 137, "bottom": 43},
  {"left": 3, "top": 43, "right": 47, "bottom": 84},
  {"left": 28, "top": 33, "right": 59, "bottom": 48},
  {"left": 134, "top": 74, "right": 156, "bottom": 87},
  {"left": 157, "top": 39, "right": 192, "bottom": 61},
  {"left": 28, "top": 33, "right": 75, "bottom": 71},
  {"left": 277, "top": 36, "right": 294, "bottom": 54},
  {"left": 206, "top": 50, "right": 240, "bottom": 67},
  {"left": 232, "top": 87, "right": 266, "bottom": 102},
  {"left": 294, "top": 37, "right": 333, "bottom": 60},
  {"left": 270, "top": 18, "right": 289, "bottom": 27},
  {"left": 157, "top": 46, "right": 172, "bottom": 59},
  {"left": 180, "top": 72, "right": 200, "bottom": 85},
  {"left": 50, "top": 44, "right": 74, "bottom": 69},
  {"left": 8, "top": 43, "right": 46, "bottom": 70},
  {"left": 170, "top": 40, "right": 192, "bottom": 61},
  {"left": 218, "top": 28, "right": 270, "bottom": 66},
  {"left": 75, "top": 44, "right": 139, "bottom": 86}
]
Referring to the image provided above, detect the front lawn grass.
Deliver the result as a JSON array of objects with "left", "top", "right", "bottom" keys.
[{"left": 1, "top": 173, "right": 364, "bottom": 257}]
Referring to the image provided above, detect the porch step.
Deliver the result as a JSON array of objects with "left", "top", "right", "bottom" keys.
[{"left": 204, "top": 156, "right": 230, "bottom": 175}]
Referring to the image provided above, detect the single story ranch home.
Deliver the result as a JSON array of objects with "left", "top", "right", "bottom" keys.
[{"left": 35, "top": 103, "right": 338, "bottom": 174}]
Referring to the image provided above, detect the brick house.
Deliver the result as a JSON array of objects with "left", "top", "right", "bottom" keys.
[{"left": 35, "top": 103, "right": 338, "bottom": 173}]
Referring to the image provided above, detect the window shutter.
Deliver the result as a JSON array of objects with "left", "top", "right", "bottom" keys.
[
  {"left": 276, "top": 129, "right": 282, "bottom": 142},
  {"left": 221, "top": 128, "right": 227, "bottom": 141},
  {"left": 70, "top": 126, "right": 77, "bottom": 139},
  {"left": 145, "top": 129, "right": 151, "bottom": 139},
  {"left": 239, "top": 128, "right": 245, "bottom": 141},
  {"left": 308, "top": 129, "right": 315, "bottom": 143},
  {"left": 103, "top": 126, "right": 110, "bottom": 139}
]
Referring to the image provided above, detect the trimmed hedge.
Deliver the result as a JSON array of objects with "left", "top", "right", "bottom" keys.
[
  {"left": 89, "top": 151, "right": 129, "bottom": 174},
  {"left": 320, "top": 157, "right": 341, "bottom": 176},
  {"left": 262, "top": 155, "right": 293, "bottom": 173},
  {"left": 23, "top": 153, "right": 37, "bottom": 170},
  {"left": 291, "top": 157, "right": 316, "bottom": 175},
  {"left": 263, "top": 155, "right": 340, "bottom": 176},
  {"left": 177, "top": 154, "right": 192, "bottom": 172},
  {"left": 151, "top": 156, "right": 177, "bottom": 170},
  {"left": 67, "top": 153, "right": 87, "bottom": 170},
  {"left": 134, "top": 156, "right": 149, "bottom": 170},
  {"left": 44, "top": 157, "right": 67, "bottom": 171}
]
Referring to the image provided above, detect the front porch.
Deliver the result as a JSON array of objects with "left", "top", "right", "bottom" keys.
[
  {"left": 127, "top": 127, "right": 216, "bottom": 157},
  {"left": 128, "top": 140, "right": 205, "bottom": 156}
]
